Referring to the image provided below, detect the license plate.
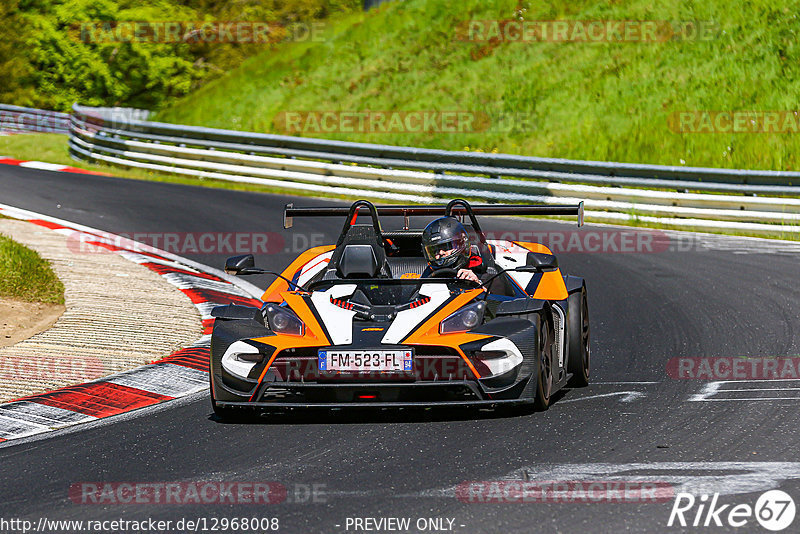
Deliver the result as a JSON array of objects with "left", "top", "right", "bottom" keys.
[{"left": 318, "top": 350, "right": 413, "bottom": 372}]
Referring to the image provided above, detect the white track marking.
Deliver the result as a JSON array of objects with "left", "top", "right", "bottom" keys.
[
  {"left": 689, "top": 380, "right": 800, "bottom": 402},
  {"left": 190, "top": 335, "right": 211, "bottom": 347},
  {"left": 118, "top": 251, "right": 201, "bottom": 271},
  {"left": 106, "top": 364, "right": 208, "bottom": 397},
  {"left": 559, "top": 391, "right": 646, "bottom": 404},
  {"left": 724, "top": 387, "right": 800, "bottom": 392},
  {"left": 162, "top": 272, "right": 252, "bottom": 297},
  {"left": 697, "top": 397, "right": 800, "bottom": 401},
  {"left": 689, "top": 382, "right": 723, "bottom": 401},
  {"left": 18, "top": 161, "right": 68, "bottom": 171},
  {"left": 591, "top": 381, "right": 659, "bottom": 385},
  {"left": 196, "top": 303, "right": 219, "bottom": 319},
  {"left": 0, "top": 414, "right": 50, "bottom": 439},
  {"left": 0, "top": 402, "right": 96, "bottom": 426}
]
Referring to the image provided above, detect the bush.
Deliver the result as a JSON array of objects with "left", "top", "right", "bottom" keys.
[{"left": 0, "top": 0, "right": 360, "bottom": 111}]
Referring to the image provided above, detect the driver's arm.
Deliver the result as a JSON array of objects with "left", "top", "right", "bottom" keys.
[{"left": 456, "top": 268, "right": 480, "bottom": 283}]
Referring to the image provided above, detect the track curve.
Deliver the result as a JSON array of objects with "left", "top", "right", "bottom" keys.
[{"left": 1, "top": 166, "right": 799, "bottom": 533}]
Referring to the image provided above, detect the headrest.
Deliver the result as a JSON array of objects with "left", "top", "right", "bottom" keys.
[{"left": 337, "top": 244, "right": 379, "bottom": 278}]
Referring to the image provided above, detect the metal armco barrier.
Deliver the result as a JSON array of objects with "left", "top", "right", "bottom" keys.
[{"left": 31, "top": 103, "right": 800, "bottom": 236}]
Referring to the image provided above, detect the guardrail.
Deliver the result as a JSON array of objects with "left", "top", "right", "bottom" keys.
[
  {"left": 52, "top": 104, "right": 797, "bottom": 236},
  {"left": 0, "top": 104, "right": 71, "bottom": 134}
]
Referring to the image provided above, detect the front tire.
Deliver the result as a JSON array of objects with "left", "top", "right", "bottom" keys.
[{"left": 566, "top": 284, "right": 590, "bottom": 387}]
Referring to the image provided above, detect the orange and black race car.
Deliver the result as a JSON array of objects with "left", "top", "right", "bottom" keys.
[{"left": 209, "top": 199, "right": 589, "bottom": 418}]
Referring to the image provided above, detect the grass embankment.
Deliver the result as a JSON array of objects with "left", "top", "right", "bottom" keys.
[
  {"left": 0, "top": 232, "right": 64, "bottom": 304},
  {"left": 156, "top": 0, "right": 800, "bottom": 172}
]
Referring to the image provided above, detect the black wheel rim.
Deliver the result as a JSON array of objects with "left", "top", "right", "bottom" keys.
[{"left": 540, "top": 321, "right": 553, "bottom": 400}]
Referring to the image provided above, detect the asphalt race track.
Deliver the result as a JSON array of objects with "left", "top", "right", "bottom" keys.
[{"left": 1, "top": 166, "right": 800, "bottom": 533}]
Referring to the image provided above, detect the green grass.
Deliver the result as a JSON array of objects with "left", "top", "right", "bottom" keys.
[
  {"left": 154, "top": 0, "right": 800, "bottom": 172},
  {"left": 0, "top": 233, "right": 64, "bottom": 304}
]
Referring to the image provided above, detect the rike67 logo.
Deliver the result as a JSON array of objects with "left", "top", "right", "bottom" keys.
[{"left": 668, "top": 490, "right": 796, "bottom": 531}]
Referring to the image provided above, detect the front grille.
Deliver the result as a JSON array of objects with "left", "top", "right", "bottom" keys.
[{"left": 267, "top": 346, "right": 474, "bottom": 382}]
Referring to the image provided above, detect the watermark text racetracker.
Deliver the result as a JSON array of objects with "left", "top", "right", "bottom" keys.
[
  {"left": 457, "top": 480, "right": 674, "bottom": 503},
  {"left": 668, "top": 111, "right": 800, "bottom": 133},
  {"left": 0, "top": 354, "right": 104, "bottom": 383},
  {"left": 668, "top": 357, "right": 800, "bottom": 380},
  {"left": 69, "top": 481, "right": 326, "bottom": 505},
  {"left": 458, "top": 20, "right": 717, "bottom": 43},
  {"left": 273, "top": 110, "right": 536, "bottom": 134},
  {"left": 65, "top": 229, "right": 701, "bottom": 256},
  {"left": 66, "top": 231, "right": 326, "bottom": 255},
  {"left": 0, "top": 110, "right": 67, "bottom": 133},
  {"left": 484, "top": 229, "right": 703, "bottom": 254},
  {"left": 74, "top": 21, "right": 326, "bottom": 43}
]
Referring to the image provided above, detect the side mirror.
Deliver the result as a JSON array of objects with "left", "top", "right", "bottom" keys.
[
  {"left": 225, "top": 254, "right": 256, "bottom": 275},
  {"left": 523, "top": 252, "right": 559, "bottom": 272}
]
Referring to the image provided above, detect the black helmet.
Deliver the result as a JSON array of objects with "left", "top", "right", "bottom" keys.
[{"left": 422, "top": 217, "right": 471, "bottom": 270}]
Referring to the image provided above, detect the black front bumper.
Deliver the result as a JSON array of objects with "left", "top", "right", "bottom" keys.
[
  {"left": 213, "top": 372, "right": 532, "bottom": 409},
  {"left": 215, "top": 399, "right": 531, "bottom": 409}
]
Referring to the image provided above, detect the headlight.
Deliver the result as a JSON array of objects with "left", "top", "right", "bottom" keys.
[
  {"left": 440, "top": 301, "right": 486, "bottom": 334},
  {"left": 264, "top": 304, "right": 304, "bottom": 336}
]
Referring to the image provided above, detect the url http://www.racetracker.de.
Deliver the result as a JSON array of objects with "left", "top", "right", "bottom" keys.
[{"left": 0, "top": 516, "right": 281, "bottom": 533}]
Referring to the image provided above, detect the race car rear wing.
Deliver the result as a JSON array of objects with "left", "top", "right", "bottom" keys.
[{"left": 283, "top": 200, "right": 584, "bottom": 229}]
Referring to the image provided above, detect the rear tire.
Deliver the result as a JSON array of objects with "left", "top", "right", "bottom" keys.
[{"left": 566, "top": 284, "right": 590, "bottom": 387}]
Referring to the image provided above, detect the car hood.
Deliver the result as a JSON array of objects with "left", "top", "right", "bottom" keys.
[{"left": 283, "top": 283, "right": 483, "bottom": 347}]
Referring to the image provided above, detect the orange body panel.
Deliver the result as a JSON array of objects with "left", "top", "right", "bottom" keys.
[
  {"left": 260, "top": 245, "right": 335, "bottom": 302},
  {"left": 513, "top": 241, "right": 569, "bottom": 300},
  {"left": 402, "top": 289, "right": 490, "bottom": 378},
  {"left": 253, "top": 291, "right": 331, "bottom": 385}
]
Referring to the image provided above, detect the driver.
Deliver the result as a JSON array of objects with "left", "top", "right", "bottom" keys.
[{"left": 420, "top": 217, "right": 486, "bottom": 283}]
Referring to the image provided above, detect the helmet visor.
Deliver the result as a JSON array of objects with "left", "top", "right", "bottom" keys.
[{"left": 424, "top": 237, "right": 467, "bottom": 267}]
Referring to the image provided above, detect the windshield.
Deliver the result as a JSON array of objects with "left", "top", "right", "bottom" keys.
[{"left": 308, "top": 278, "right": 472, "bottom": 305}]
